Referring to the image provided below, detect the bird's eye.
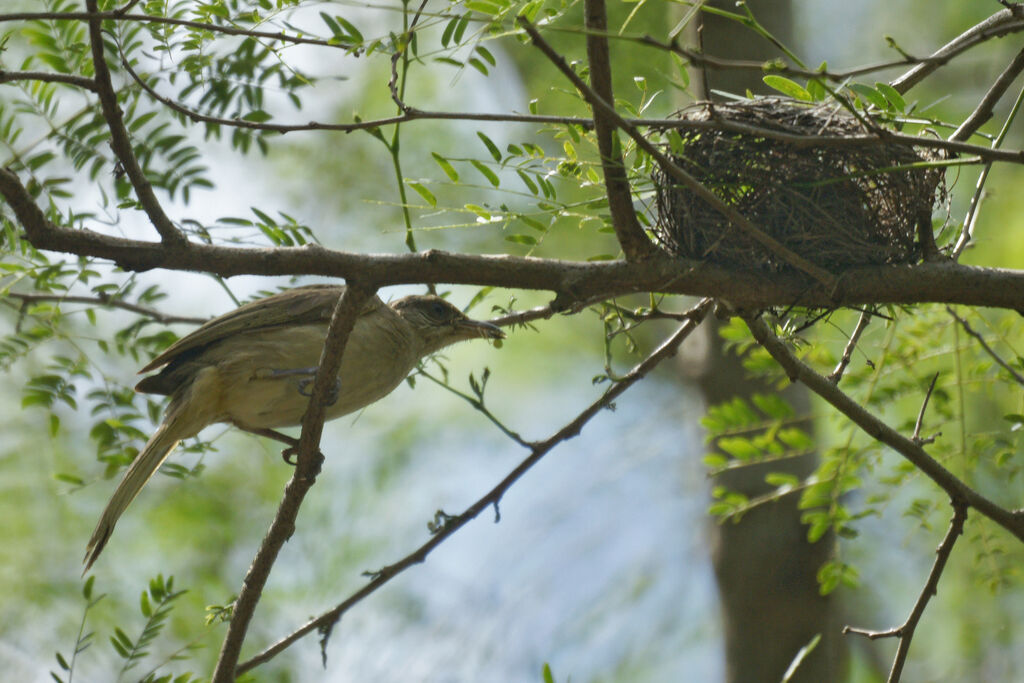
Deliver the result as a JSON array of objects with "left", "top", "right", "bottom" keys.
[{"left": 430, "top": 301, "right": 448, "bottom": 318}]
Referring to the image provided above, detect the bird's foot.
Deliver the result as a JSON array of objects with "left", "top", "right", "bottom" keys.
[
  {"left": 281, "top": 446, "right": 325, "bottom": 472},
  {"left": 297, "top": 376, "right": 341, "bottom": 406}
]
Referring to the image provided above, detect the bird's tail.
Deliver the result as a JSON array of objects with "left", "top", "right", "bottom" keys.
[{"left": 83, "top": 421, "right": 183, "bottom": 572}]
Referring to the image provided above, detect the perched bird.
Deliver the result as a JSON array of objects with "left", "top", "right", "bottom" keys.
[{"left": 84, "top": 284, "right": 504, "bottom": 570}]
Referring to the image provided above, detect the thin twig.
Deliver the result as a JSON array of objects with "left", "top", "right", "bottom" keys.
[
  {"left": 0, "top": 69, "right": 98, "bottom": 91},
  {"left": 828, "top": 310, "right": 873, "bottom": 384},
  {"left": 84, "top": 0, "right": 185, "bottom": 246},
  {"left": 946, "top": 306, "right": 1024, "bottom": 387},
  {"left": 210, "top": 284, "right": 377, "bottom": 682},
  {"left": 387, "top": 0, "right": 429, "bottom": 112},
  {"left": 234, "top": 298, "right": 714, "bottom": 674},
  {"left": 417, "top": 369, "right": 533, "bottom": 448},
  {"left": 843, "top": 502, "right": 968, "bottom": 683},
  {"left": 0, "top": 10, "right": 359, "bottom": 52},
  {"left": 953, "top": 82, "right": 1024, "bottom": 258},
  {"left": 912, "top": 372, "right": 940, "bottom": 445},
  {"left": 743, "top": 314, "right": 1024, "bottom": 542},
  {"left": 3, "top": 291, "right": 206, "bottom": 325},
  {"left": 110, "top": 51, "right": 1024, "bottom": 166}
]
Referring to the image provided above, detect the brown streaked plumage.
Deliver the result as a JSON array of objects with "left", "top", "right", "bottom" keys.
[{"left": 84, "top": 285, "right": 504, "bottom": 571}]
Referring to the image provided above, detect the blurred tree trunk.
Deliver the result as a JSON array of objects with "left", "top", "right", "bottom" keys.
[{"left": 680, "top": 3, "right": 844, "bottom": 681}]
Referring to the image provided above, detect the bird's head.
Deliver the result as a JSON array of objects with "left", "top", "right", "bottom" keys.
[{"left": 391, "top": 295, "right": 504, "bottom": 354}]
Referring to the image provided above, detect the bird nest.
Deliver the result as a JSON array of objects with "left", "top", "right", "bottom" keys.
[{"left": 651, "top": 98, "right": 948, "bottom": 273}]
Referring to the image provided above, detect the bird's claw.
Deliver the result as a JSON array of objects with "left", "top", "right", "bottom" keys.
[{"left": 297, "top": 376, "right": 341, "bottom": 406}]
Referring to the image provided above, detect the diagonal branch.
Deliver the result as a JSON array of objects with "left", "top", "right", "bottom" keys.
[
  {"left": 891, "top": 8, "right": 1024, "bottom": 94},
  {"left": 581, "top": 0, "right": 659, "bottom": 262},
  {"left": 233, "top": 298, "right": 714, "bottom": 674},
  {"left": 843, "top": 501, "right": 968, "bottom": 683},
  {"left": 950, "top": 47, "right": 1024, "bottom": 142},
  {"left": 519, "top": 17, "right": 837, "bottom": 287},
  {"left": 84, "top": 0, "right": 185, "bottom": 246},
  {"left": 210, "top": 283, "right": 377, "bottom": 682},
  {"left": 946, "top": 306, "right": 1024, "bottom": 387},
  {"left": 743, "top": 314, "right": 1024, "bottom": 543}
]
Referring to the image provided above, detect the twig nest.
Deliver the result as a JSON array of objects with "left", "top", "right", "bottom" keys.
[{"left": 652, "top": 98, "right": 947, "bottom": 273}]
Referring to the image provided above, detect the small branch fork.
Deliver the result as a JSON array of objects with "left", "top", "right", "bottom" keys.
[
  {"left": 210, "top": 284, "right": 377, "bottom": 682},
  {"left": 232, "top": 298, "right": 714, "bottom": 675},
  {"left": 828, "top": 309, "right": 873, "bottom": 384},
  {"left": 843, "top": 502, "right": 968, "bottom": 683}
]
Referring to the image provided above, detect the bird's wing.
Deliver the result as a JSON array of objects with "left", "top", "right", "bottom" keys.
[{"left": 138, "top": 285, "right": 385, "bottom": 373}]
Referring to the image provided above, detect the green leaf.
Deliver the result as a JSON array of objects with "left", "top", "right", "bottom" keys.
[
  {"left": 874, "top": 82, "right": 906, "bottom": 112},
  {"left": 762, "top": 75, "right": 812, "bottom": 101},
  {"left": 477, "top": 132, "right": 502, "bottom": 162},
  {"left": 432, "top": 153, "right": 459, "bottom": 181},
  {"left": 464, "top": 204, "right": 491, "bottom": 220},
  {"left": 505, "top": 234, "right": 537, "bottom": 245},
  {"left": 241, "top": 110, "right": 272, "bottom": 123},
  {"left": 470, "top": 159, "right": 499, "bottom": 187},
  {"left": 847, "top": 83, "right": 888, "bottom": 110},
  {"left": 406, "top": 180, "right": 436, "bottom": 207}
]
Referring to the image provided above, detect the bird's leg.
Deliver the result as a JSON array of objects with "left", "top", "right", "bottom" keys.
[
  {"left": 240, "top": 426, "right": 322, "bottom": 467},
  {"left": 252, "top": 367, "right": 342, "bottom": 406}
]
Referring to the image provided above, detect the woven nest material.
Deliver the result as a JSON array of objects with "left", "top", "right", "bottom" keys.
[{"left": 651, "top": 98, "right": 947, "bottom": 273}]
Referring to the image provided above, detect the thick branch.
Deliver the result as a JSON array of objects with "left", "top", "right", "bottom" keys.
[
  {"left": 236, "top": 298, "right": 714, "bottom": 674},
  {"left": 3, "top": 167, "right": 1024, "bottom": 310},
  {"left": 582, "top": 0, "right": 659, "bottom": 261},
  {"left": 210, "top": 283, "right": 377, "bottom": 682},
  {"left": 744, "top": 315, "right": 1024, "bottom": 543},
  {"left": 84, "top": 0, "right": 185, "bottom": 246}
]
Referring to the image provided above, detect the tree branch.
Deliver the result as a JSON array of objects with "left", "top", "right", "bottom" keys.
[
  {"left": 210, "top": 283, "right": 377, "bottom": 682},
  {"left": 843, "top": 502, "right": 968, "bottom": 683},
  {"left": 891, "top": 8, "right": 1024, "bottom": 94},
  {"left": 0, "top": 69, "right": 98, "bottom": 91},
  {"left": 3, "top": 291, "right": 205, "bottom": 325},
  {"left": 828, "top": 309, "right": 873, "bottom": 384},
  {"left": 84, "top": 0, "right": 185, "bottom": 246},
  {"left": 581, "top": 0, "right": 659, "bottom": 261},
  {"left": 946, "top": 306, "right": 1024, "bottom": 387},
  {"left": 743, "top": 314, "right": 1024, "bottom": 543},
  {"left": 235, "top": 298, "right": 714, "bottom": 674},
  {"left": 950, "top": 47, "right": 1024, "bottom": 142},
  {"left": 3, "top": 167, "right": 1024, "bottom": 311},
  {"left": 0, "top": 10, "right": 358, "bottom": 52}
]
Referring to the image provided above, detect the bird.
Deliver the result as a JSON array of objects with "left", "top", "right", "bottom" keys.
[{"left": 83, "top": 284, "right": 505, "bottom": 571}]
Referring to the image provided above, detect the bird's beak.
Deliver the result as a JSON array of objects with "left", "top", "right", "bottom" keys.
[{"left": 457, "top": 318, "right": 505, "bottom": 339}]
